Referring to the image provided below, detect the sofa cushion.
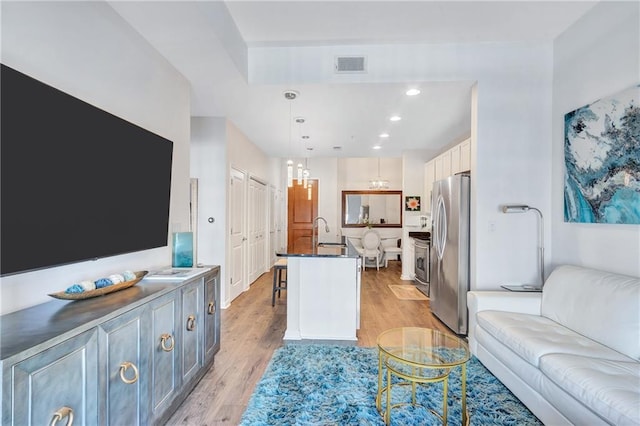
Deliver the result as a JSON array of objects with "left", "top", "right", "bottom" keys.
[
  {"left": 540, "top": 353, "right": 640, "bottom": 426},
  {"left": 477, "top": 311, "right": 632, "bottom": 367},
  {"left": 541, "top": 265, "right": 640, "bottom": 360}
]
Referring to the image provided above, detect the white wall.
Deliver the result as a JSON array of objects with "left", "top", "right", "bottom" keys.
[
  {"left": 191, "top": 117, "right": 227, "bottom": 282},
  {"left": 227, "top": 120, "right": 270, "bottom": 182},
  {"left": 250, "top": 42, "right": 554, "bottom": 289},
  {"left": 192, "top": 117, "right": 267, "bottom": 308},
  {"left": 0, "top": 2, "right": 191, "bottom": 314},
  {"left": 551, "top": 2, "right": 640, "bottom": 277},
  {"left": 402, "top": 149, "right": 434, "bottom": 216}
]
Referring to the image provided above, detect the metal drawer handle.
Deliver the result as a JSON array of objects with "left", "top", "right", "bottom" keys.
[
  {"left": 119, "top": 361, "right": 139, "bottom": 384},
  {"left": 208, "top": 302, "right": 215, "bottom": 315},
  {"left": 186, "top": 315, "right": 196, "bottom": 331},
  {"left": 160, "top": 333, "right": 175, "bottom": 352},
  {"left": 50, "top": 406, "right": 74, "bottom": 426}
]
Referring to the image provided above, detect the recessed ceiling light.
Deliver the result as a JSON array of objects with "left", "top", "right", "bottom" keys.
[
  {"left": 294, "top": 117, "right": 305, "bottom": 124},
  {"left": 373, "top": 145, "right": 382, "bottom": 150},
  {"left": 406, "top": 88, "right": 421, "bottom": 96},
  {"left": 379, "top": 133, "right": 390, "bottom": 138},
  {"left": 389, "top": 115, "right": 402, "bottom": 122},
  {"left": 302, "top": 135, "right": 310, "bottom": 139}
]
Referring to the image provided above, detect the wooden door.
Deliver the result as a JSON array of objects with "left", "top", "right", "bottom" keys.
[
  {"left": 229, "top": 168, "right": 246, "bottom": 302},
  {"left": 287, "top": 179, "right": 318, "bottom": 253}
]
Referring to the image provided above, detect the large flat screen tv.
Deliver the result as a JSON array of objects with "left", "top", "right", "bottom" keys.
[{"left": 1, "top": 64, "right": 174, "bottom": 276}]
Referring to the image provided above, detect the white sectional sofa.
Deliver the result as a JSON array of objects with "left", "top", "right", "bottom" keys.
[{"left": 467, "top": 265, "right": 640, "bottom": 425}]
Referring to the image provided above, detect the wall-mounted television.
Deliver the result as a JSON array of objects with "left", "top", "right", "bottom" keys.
[{"left": 1, "top": 64, "right": 174, "bottom": 276}]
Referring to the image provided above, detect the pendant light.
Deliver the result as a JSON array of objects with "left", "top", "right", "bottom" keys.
[
  {"left": 307, "top": 180, "right": 312, "bottom": 200},
  {"left": 297, "top": 162, "right": 303, "bottom": 185},
  {"left": 369, "top": 157, "right": 389, "bottom": 189},
  {"left": 284, "top": 90, "right": 298, "bottom": 187},
  {"left": 287, "top": 160, "right": 293, "bottom": 187},
  {"left": 303, "top": 158, "right": 310, "bottom": 188}
]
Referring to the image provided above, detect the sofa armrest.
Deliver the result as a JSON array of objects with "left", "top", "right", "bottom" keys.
[{"left": 467, "top": 291, "right": 542, "bottom": 355}]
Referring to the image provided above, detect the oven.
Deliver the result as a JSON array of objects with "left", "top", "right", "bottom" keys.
[{"left": 414, "top": 237, "right": 430, "bottom": 292}]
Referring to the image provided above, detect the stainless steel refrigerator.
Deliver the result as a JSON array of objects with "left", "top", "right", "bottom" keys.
[{"left": 430, "top": 174, "right": 470, "bottom": 335}]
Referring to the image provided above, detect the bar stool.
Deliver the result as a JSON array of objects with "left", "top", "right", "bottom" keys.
[{"left": 272, "top": 258, "right": 287, "bottom": 306}]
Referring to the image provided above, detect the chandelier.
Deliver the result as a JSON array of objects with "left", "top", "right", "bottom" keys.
[
  {"left": 369, "top": 158, "right": 389, "bottom": 189},
  {"left": 284, "top": 90, "right": 298, "bottom": 187}
]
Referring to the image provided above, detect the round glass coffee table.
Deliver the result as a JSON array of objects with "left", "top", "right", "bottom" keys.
[{"left": 375, "top": 327, "right": 470, "bottom": 425}]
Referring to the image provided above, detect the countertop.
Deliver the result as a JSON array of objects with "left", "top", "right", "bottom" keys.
[
  {"left": 408, "top": 231, "right": 431, "bottom": 241},
  {"left": 277, "top": 238, "right": 360, "bottom": 258}
]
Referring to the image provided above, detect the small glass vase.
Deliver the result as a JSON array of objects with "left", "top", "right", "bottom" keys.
[{"left": 172, "top": 232, "right": 194, "bottom": 267}]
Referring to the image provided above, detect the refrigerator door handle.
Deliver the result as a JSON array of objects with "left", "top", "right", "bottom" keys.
[
  {"left": 436, "top": 195, "right": 446, "bottom": 260},
  {"left": 432, "top": 195, "right": 440, "bottom": 257}
]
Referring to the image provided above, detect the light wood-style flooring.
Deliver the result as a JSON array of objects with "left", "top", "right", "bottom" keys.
[{"left": 166, "top": 260, "right": 452, "bottom": 425}]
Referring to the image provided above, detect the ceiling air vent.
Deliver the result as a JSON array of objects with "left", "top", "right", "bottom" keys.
[{"left": 335, "top": 56, "right": 366, "bottom": 73}]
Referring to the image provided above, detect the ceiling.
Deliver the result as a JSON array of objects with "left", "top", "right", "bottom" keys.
[{"left": 111, "top": 1, "right": 596, "bottom": 158}]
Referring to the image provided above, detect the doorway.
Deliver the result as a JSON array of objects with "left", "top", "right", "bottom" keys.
[{"left": 287, "top": 179, "right": 318, "bottom": 253}]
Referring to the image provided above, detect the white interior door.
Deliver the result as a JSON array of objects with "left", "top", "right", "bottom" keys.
[
  {"left": 229, "top": 168, "right": 246, "bottom": 302},
  {"left": 269, "top": 185, "right": 277, "bottom": 266},
  {"left": 248, "top": 178, "right": 267, "bottom": 283}
]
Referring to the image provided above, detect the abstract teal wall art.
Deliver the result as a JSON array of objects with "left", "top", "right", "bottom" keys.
[{"left": 564, "top": 85, "right": 640, "bottom": 224}]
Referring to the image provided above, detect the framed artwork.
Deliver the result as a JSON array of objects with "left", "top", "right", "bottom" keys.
[
  {"left": 564, "top": 84, "right": 640, "bottom": 224},
  {"left": 405, "top": 196, "right": 421, "bottom": 211}
]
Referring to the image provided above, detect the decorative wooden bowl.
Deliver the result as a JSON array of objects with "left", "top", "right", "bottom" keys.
[{"left": 48, "top": 271, "right": 148, "bottom": 300}]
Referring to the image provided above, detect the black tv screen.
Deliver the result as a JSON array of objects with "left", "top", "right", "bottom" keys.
[{"left": 1, "top": 64, "right": 173, "bottom": 276}]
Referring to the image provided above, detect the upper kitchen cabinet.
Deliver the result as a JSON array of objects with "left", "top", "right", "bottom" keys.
[
  {"left": 424, "top": 138, "right": 471, "bottom": 212},
  {"left": 424, "top": 161, "right": 436, "bottom": 213}
]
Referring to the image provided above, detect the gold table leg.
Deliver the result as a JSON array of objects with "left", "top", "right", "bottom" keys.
[
  {"left": 385, "top": 367, "right": 392, "bottom": 425},
  {"left": 376, "top": 350, "right": 383, "bottom": 412},
  {"left": 461, "top": 362, "right": 468, "bottom": 426}
]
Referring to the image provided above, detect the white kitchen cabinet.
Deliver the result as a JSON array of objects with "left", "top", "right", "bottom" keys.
[
  {"left": 434, "top": 155, "right": 444, "bottom": 181},
  {"left": 424, "top": 160, "right": 436, "bottom": 213},
  {"left": 450, "top": 144, "right": 461, "bottom": 175},
  {"left": 460, "top": 138, "right": 471, "bottom": 172},
  {"left": 441, "top": 150, "right": 452, "bottom": 178},
  {"left": 426, "top": 138, "right": 472, "bottom": 192}
]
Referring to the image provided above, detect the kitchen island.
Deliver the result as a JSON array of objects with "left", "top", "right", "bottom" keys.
[{"left": 277, "top": 240, "right": 361, "bottom": 341}]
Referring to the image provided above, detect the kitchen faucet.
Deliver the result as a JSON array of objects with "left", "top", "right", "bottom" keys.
[{"left": 312, "top": 216, "right": 330, "bottom": 248}]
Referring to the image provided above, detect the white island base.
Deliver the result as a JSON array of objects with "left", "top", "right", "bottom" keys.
[{"left": 283, "top": 256, "right": 361, "bottom": 342}]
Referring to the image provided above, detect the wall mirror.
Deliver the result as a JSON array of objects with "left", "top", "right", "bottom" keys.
[{"left": 341, "top": 190, "right": 403, "bottom": 228}]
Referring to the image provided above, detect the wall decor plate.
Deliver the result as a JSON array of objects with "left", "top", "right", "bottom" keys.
[
  {"left": 49, "top": 271, "right": 148, "bottom": 300},
  {"left": 564, "top": 84, "right": 640, "bottom": 224}
]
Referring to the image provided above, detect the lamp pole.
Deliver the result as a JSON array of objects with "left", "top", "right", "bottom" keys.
[
  {"left": 528, "top": 207, "right": 544, "bottom": 287},
  {"left": 501, "top": 204, "right": 545, "bottom": 287}
]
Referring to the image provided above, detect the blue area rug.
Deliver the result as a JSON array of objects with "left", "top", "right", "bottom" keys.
[{"left": 240, "top": 344, "right": 542, "bottom": 425}]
